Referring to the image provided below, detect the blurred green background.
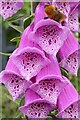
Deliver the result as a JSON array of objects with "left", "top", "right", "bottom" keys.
[{"left": 0, "top": 1, "right": 80, "bottom": 119}]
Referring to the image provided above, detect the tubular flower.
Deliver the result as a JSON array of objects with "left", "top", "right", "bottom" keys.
[
  {"left": 19, "top": 89, "right": 54, "bottom": 119},
  {"left": 11, "top": 47, "right": 50, "bottom": 81},
  {"left": 30, "top": 57, "right": 68, "bottom": 106},
  {"left": 29, "top": 19, "right": 68, "bottom": 56},
  {"left": 0, "top": 52, "right": 32, "bottom": 101},
  {"left": 54, "top": 1, "right": 79, "bottom": 32},
  {"left": 18, "top": 22, "right": 42, "bottom": 50},
  {"left": 56, "top": 77, "right": 79, "bottom": 119},
  {"left": 58, "top": 31, "right": 80, "bottom": 75},
  {"left": 0, "top": 0, "right": 24, "bottom": 20}
]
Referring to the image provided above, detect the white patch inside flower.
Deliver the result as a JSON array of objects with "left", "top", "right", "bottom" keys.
[
  {"left": 36, "top": 79, "right": 63, "bottom": 105},
  {"left": 26, "top": 102, "right": 52, "bottom": 118}
]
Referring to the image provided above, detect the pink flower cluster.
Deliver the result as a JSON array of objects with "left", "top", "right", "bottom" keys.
[{"left": 0, "top": 0, "right": 80, "bottom": 119}]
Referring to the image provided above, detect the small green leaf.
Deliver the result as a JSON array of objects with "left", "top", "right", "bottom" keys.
[
  {"left": 10, "top": 36, "right": 21, "bottom": 47},
  {"left": 16, "top": 112, "right": 22, "bottom": 118},
  {"left": 8, "top": 23, "right": 24, "bottom": 33},
  {"left": 6, "top": 9, "right": 27, "bottom": 22},
  {"left": 5, "top": 94, "right": 19, "bottom": 105},
  {"left": 77, "top": 67, "right": 80, "bottom": 79},
  {"left": 10, "top": 36, "right": 21, "bottom": 42},
  {"left": 15, "top": 95, "right": 25, "bottom": 118},
  {"left": 0, "top": 52, "right": 11, "bottom": 56},
  {"left": 60, "top": 67, "right": 68, "bottom": 78},
  {"left": 68, "top": 73, "right": 78, "bottom": 92},
  {"left": 77, "top": 68, "right": 80, "bottom": 94},
  {"left": 19, "top": 95, "right": 25, "bottom": 107},
  {"left": 23, "top": 14, "right": 34, "bottom": 29}
]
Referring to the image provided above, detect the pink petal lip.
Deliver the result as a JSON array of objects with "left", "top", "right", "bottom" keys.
[
  {"left": 11, "top": 47, "right": 51, "bottom": 81},
  {"left": 56, "top": 99, "right": 80, "bottom": 118},
  {"left": 11, "top": 47, "right": 51, "bottom": 66},
  {"left": 19, "top": 89, "right": 55, "bottom": 117},
  {"left": 0, "top": 70, "right": 32, "bottom": 101},
  {"left": 56, "top": 76, "right": 78, "bottom": 115}
]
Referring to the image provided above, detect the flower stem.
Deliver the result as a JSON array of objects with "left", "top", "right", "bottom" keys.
[{"left": 30, "top": 0, "right": 38, "bottom": 14}]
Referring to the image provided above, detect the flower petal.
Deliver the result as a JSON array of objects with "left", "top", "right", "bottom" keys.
[
  {"left": 34, "top": 2, "right": 45, "bottom": 25},
  {"left": 34, "top": 0, "right": 52, "bottom": 25},
  {"left": 18, "top": 22, "right": 34, "bottom": 49},
  {"left": 36, "top": 56, "right": 62, "bottom": 81},
  {"left": 18, "top": 22, "right": 42, "bottom": 51},
  {"left": 58, "top": 31, "right": 79, "bottom": 75},
  {"left": 59, "top": 49, "right": 80, "bottom": 75},
  {"left": 0, "top": 0, "right": 24, "bottom": 20},
  {"left": 1, "top": 71, "right": 31, "bottom": 101},
  {"left": 11, "top": 47, "right": 50, "bottom": 81},
  {"left": 56, "top": 77, "right": 79, "bottom": 118},
  {"left": 57, "top": 76, "right": 78, "bottom": 112},
  {"left": 57, "top": 99, "right": 80, "bottom": 119},
  {"left": 68, "top": 2, "right": 79, "bottom": 32},
  {"left": 30, "top": 77, "right": 68, "bottom": 106},
  {"left": 58, "top": 31, "right": 78, "bottom": 60},
  {"left": 29, "top": 19, "right": 68, "bottom": 56},
  {"left": 19, "top": 89, "right": 54, "bottom": 118},
  {"left": 53, "top": 2, "right": 71, "bottom": 20}
]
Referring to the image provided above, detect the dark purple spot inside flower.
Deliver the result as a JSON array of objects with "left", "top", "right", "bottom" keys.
[
  {"left": 7, "top": 2, "right": 9, "bottom": 4},
  {"left": 32, "top": 64, "right": 34, "bottom": 67},
  {"left": 71, "top": 104, "right": 73, "bottom": 108},
  {"left": 54, "top": 40, "right": 56, "bottom": 43},
  {"left": 48, "top": 39, "right": 52, "bottom": 45},
  {"left": 17, "top": 85, "right": 19, "bottom": 88},
  {"left": 27, "top": 63, "right": 29, "bottom": 65},
  {"left": 74, "top": 58, "right": 77, "bottom": 62},
  {"left": 11, "top": 80, "right": 14, "bottom": 83},
  {"left": 37, "top": 104, "right": 40, "bottom": 107},
  {"left": 30, "top": 58, "right": 33, "bottom": 61},
  {"left": 2, "top": 7, "right": 4, "bottom": 9},
  {"left": 14, "top": 86, "right": 16, "bottom": 89},
  {"left": 44, "top": 88, "right": 47, "bottom": 90},
  {"left": 53, "top": 83, "right": 55, "bottom": 88},
  {"left": 7, "top": 6, "right": 10, "bottom": 9},
  {"left": 38, "top": 113, "right": 40, "bottom": 117},
  {"left": 16, "top": 80, "right": 18, "bottom": 83},
  {"left": 50, "top": 88, "right": 53, "bottom": 91}
]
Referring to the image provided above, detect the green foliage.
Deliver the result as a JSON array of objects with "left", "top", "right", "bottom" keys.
[
  {"left": 24, "top": 14, "right": 34, "bottom": 29},
  {"left": 0, "top": 52, "right": 11, "bottom": 56},
  {"left": 8, "top": 23, "right": 24, "bottom": 34},
  {"left": 60, "top": 67, "right": 68, "bottom": 78},
  {"left": 1, "top": 85, "right": 19, "bottom": 118}
]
